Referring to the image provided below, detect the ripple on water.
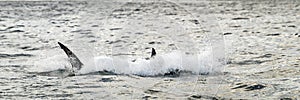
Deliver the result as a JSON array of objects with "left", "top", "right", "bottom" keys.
[
  {"left": 9, "top": 30, "right": 25, "bottom": 33},
  {"left": 18, "top": 46, "right": 40, "bottom": 51},
  {"left": 28, "top": 94, "right": 73, "bottom": 99},
  {"left": 0, "top": 65, "right": 22, "bottom": 67},
  {"left": 65, "top": 85, "right": 102, "bottom": 89},
  {"left": 0, "top": 53, "right": 33, "bottom": 58},
  {"left": 0, "top": 25, "right": 25, "bottom": 32}
]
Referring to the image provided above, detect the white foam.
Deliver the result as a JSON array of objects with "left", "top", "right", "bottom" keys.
[
  {"left": 32, "top": 55, "right": 70, "bottom": 72},
  {"left": 33, "top": 50, "right": 224, "bottom": 76},
  {"left": 78, "top": 50, "right": 223, "bottom": 75}
]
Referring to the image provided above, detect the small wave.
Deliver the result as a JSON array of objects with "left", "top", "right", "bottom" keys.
[
  {"left": 18, "top": 46, "right": 40, "bottom": 51},
  {"left": 0, "top": 25, "right": 25, "bottom": 32},
  {"left": 0, "top": 53, "right": 33, "bottom": 58}
]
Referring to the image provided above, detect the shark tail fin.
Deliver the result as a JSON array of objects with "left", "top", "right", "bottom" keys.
[
  {"left": 58, "top": 42, "right": 83, "bottom": 72},
  {"left": 151, "top": 48, "right": 156, "bottom": 57}
]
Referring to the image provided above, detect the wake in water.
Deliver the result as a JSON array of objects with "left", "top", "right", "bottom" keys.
[{"left": 32, "top": 42, "right": 224, "bottom": 77}]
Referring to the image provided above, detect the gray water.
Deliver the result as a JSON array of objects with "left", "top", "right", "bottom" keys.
[{"left": 1, "top": 0, "right": 300, "bottom": 99}]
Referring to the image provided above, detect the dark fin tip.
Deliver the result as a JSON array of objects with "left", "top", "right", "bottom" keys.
[
  {"left": 151, "top": 48, "right": 156, "bottom": 57},
  {"left": 58, "top": 42, "right": 66, "bottom": 50}
]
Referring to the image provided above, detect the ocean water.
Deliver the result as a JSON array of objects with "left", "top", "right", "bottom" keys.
[
  {"left": 0, "top": 1, "right": 228, "bottom": 99},
  {"left": 2, "top": 0, "right": 299, "bottom": 99}
]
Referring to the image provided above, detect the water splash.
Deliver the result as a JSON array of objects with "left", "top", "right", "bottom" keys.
[{"left": 32, "top": 49, "right": 222, "bottom": 76}]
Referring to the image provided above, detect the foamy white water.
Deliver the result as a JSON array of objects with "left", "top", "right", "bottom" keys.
[{"left": 33, "top": 49, "right": 222, "bottom": 76}]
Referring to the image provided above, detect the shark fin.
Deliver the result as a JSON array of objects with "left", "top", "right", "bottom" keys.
[
  {"left": 151, "top": 48, "right": 156, "bottom": 57},
  {"left": 58, "top": 42, "right": 83, "bottom": 72}
]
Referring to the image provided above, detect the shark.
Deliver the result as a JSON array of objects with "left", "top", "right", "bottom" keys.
[
  {"left": 57, "top": 42, "right": 164, "bottom": 76},
  {"left": 31, "top": 42, "right": 214, "bottom": 77}
]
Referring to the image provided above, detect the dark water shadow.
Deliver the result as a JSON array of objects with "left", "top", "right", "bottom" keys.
[{"left": 28, "top": 68, "right": 227, "bottom": 79}]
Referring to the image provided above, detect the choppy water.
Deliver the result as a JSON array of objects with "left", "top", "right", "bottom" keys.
[
  {"left": 1, "top": 0, "right": 300, "bottom": 99},
  {"left": 0, "top": 1, "right": 228, "bottom": 99}
]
